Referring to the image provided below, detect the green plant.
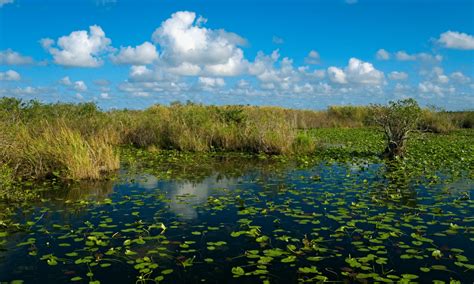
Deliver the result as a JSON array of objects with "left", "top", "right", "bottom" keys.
[{"left": 371, "top": 98, "right": 422, "bottom": 159}]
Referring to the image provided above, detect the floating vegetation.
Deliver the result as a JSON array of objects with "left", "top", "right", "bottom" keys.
[{"left": 0, "top": 128, "right": 473, "bottom": 283}]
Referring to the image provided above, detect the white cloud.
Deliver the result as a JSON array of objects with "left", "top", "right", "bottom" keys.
[
  {"left": 198, "top": 77, "right": 225, "bottom": 88},
  {"left": 432, "top": 67, "right": 449, "bottom": 84},
  {"left": 249, "top": 51, "right": 307, "bottom": 91},
  {"left": 418, "top": 81, "right": 454, "bottom": 96},
  {"left": 60, "top": 76, "right": 72, "bottom": 86},
  {"left": 168, "top": 62, "right": 201, "bottom": 76},
  {"left": 41, "top": 25, "right": 112, "bottom": 67},
  {"left": 151, "top": 11, "right": 248, "bottom": 76},
  {"left": 74, "top": 81, "right": 87, "bottom": 92},
  {"left": 0, "top": 69, "right": 20, "bottom": 81},
  {"left": 328, "top": 58, "right": 384, "bottom": 85},
  {"left": 417, "top": 53, "right": 443, "bottom": 63},
  {"left": 111, "top": 41, "right": 158, "bottom": 65},
  {"left": 395, "top": 51, "right": 442, "bottom": 62},
  {"left": 327, "top": 67, "right": 347, "bottom": 84},
  {"left": 451, "top": 72, "right": 471, "bottom": 84},
  {"left": 0, "top": 49, "right": 34, "bottom": 65},
  {"left": 388, "top": 71, "right": 408, "bottom": 80},
  {"left": 0, "top": 0, "right": 14, "bottom": 7},
  {"left": 119, "top": 80, "right": 188, "bottom": 96},
  {"left": 304, "top": 50, "right": 320, "bottom": 64},
  {"left": 60, "top": 76, "right": 88, "bottom": 92},
  {"left": 100, "top": 92, "right": 110, "bottom": 99},
  {"left": 346, "top": 58, "right": 385, "bottom": 85},
  {"left": 395, "top": 51, "right": 416, "bottom": 61},
  {"left": 376, "top": 49, "right": 390, "bottom": 60},
  {"left": 129, "top": 65, "right": 153, "bottom": 81},
  {"left": 438, "top": 31, "right": 474, "bottom": 50},
  {"left": 236, "top": 79, "right": 250, "bottom": 89}
]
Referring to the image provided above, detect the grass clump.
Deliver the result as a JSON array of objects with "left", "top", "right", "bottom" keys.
[{"left": 0, "top": 121, "right": 119, "bottom": 181}]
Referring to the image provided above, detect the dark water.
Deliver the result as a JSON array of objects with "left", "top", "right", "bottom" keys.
[{"left": 0, "top": 159, "right": 473, "bottom": 283}]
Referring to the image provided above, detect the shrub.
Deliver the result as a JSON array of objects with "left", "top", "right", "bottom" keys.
[{"left": 371, "top": 98, "right": 422, "bottom": 159}]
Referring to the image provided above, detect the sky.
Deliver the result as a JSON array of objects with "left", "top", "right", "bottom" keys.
[{"left": 0, "top": 0, "right": 473, "bottom": 110}]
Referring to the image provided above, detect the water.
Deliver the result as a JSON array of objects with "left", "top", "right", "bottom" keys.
[{"left": 0, "top": 157, "right": 473, "bottom": 283}]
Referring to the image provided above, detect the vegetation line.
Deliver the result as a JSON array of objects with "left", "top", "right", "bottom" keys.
[{"left": 0, "top": 97, "right": 472, "bottom": 187}]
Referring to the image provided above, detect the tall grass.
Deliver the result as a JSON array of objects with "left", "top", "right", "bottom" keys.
[
  {"left": 118, "top": 105, "right": 303, "bottom": 154},
  {"left": 0, "top": 121, "right": 119, "bottom": 181},
  {"left": 0, "top": 97, "right": 471, "bottom": 183}
]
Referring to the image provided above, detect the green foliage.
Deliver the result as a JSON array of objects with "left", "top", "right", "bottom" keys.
[
  {"left": 0, "top": 96, "right": 471, "bottom": 192},
  {"left": 292, "top": 131, "right": 316, "bottom": 154},
  {"left": 371, "top": 98, "right": 422, "bottom": 158}
]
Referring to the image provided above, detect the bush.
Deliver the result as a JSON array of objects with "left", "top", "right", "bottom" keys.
[{"left": 371, "top": 98, "right": 422, "bottom": 159}]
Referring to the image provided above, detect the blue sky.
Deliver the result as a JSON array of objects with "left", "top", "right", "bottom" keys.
[{"left": 0, "top": 0, "right": 473, "bottom": 110}]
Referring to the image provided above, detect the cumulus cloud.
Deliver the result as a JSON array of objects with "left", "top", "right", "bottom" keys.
[
  {"left": 327, "top": 67, "right": 347, "bottom": 84},
  {"left": 0, "top": 0, "right": 14, "bottom": 7},
  {"left": 388, "top": 71, "right": 408, "bottom": 80},
  {"left": 418, "top": 81, "right": 454, "bottom": 96},
  {"left": 127, "top": 65, "right": 184, "bottom": 84},
  {"left": 129, "top": 65, "right": 154, "bottom": 81},
  {"left": 59, "top": 76, "right": 88, "bottom": 92},
  {"left": 328, "top": 58, "right": 384, "bottom": 85},
  {"left": 438, "top": 31, "right": 474, "bottom": 50},
  {"left": 395, "top": 51, "right": 442, "bottom": 62},
  {"left": 198, "top": 77, "right": 225, "bottom": 88},
  {"left": 395, "top": 51, "right": 416, "bottom": 61},
  {"left": 59, "top": 76, "right": 72, "bottom": 86},
  {"left": 304, "top": 50, "right": 320, "bottom": 64},
  {"left": 167, "top": 62, "right": 201, "bottom": 76},
  {"left": 100, "top": 92, "right": 111, "bottom": 99},
  {"left": 41, "top": 25, "right": 112, "bottom": 67},
  {"left": 431, "top": 67, "right": 449, "bottom": 84},
  {"left": 0, "top": 49, "right": 34, "bottom": 65},
  {"left": 74, "top": 81, "right": 87, "bottom": 91},
  {"left": 0, "top": 69, "right": 20, "bottom": 81},
  {"left": 249, "top": 50, "right": 305, "bottom": 91},
  {"left": 450, "top": 72, "right": 471, "bottom": 84},
  {"left": 151, "top": 11, "right": 248, "bottom": 76},
  {"left": 111, "top": 42, "right": 158, "bottom": 65},
  {"left": 376, "top": 49, "right": 390, "bottom": 60}
]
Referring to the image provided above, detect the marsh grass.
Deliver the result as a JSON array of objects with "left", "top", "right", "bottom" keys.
[
  {"left": 0, "top": 121, "right": 119, "bottom": 181},
  {"left": 119, "top": 105, "right": 301, "bottom": 154},
  {"left": 0, "top": 97, "right": 471, "bottom": 183}
]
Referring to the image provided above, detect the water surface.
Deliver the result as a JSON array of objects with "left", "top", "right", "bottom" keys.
[{"left": 0, "top": 157, "right": 473, "bottom": 283}]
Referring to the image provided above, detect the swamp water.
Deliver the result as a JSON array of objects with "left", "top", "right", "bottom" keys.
[{"left": 0, "top": 154, "right": 473, "bottom": 283}]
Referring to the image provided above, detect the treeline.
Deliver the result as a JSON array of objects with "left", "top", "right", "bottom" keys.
[{"left": 0, "top": 97, "right": 472, "bottom": 183}]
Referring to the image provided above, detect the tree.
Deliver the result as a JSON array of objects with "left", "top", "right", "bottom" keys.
[{"left": 371, "top": 98, "right": 422, "bottom": 159}]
